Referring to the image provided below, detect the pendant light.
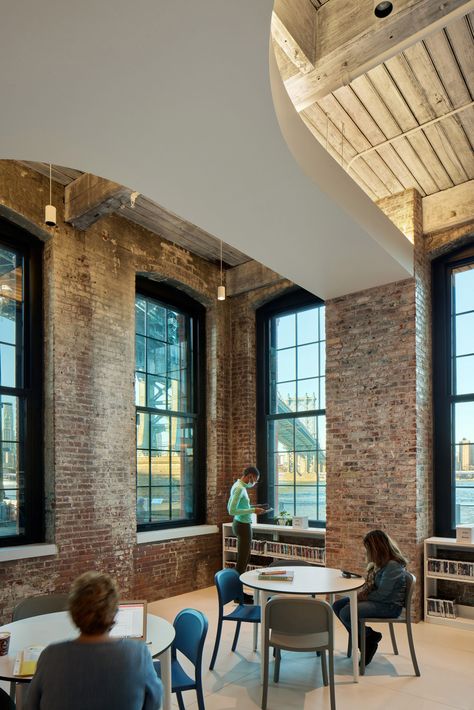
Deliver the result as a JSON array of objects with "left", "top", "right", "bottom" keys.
[
  {"left": 217, "top": 240, "right": 226, "bottom": 301},
  {"left": 44, "top": 163, "right": 57, "bottom": 227}
]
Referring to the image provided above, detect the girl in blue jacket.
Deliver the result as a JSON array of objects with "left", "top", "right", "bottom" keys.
[{"left": 333, "top": 529, "right": 408, "bottom": 666}]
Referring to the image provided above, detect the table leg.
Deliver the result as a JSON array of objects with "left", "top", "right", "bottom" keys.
[
  {"left": 259, "top": 591, "right": 270, "bottom": 682},
  {"left": 160, "top": 646, "right": 172, "bottom": 710},
  {"left": 349, "top": 591, "right": 359, "bottom": 682},
  {"left": 253, "top": 589, "right": 260, "bottom": 652}
]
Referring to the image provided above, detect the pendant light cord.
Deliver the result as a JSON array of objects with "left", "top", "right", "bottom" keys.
[{"left": 49, "top": 162, "right": 52, "bottom": 204}]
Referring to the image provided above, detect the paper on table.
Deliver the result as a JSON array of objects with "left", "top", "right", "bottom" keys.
[{"left": 13, "top": 645, "right": 44, "bottom": 677}]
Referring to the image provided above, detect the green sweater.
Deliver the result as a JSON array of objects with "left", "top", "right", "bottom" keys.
[{"left": 227, "top": 479, "right": 255, "bottom": 524}]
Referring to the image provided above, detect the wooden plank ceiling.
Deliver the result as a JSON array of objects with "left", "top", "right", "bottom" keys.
[
  {"left": 19, "top": 161, "right": 251, "bottom": 267},
  {"left": 273, "top": 11, "right": 474, "bottom": 202}
]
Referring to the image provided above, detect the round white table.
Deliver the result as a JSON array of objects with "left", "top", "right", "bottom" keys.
[
  {"left": 0, "top": 611, "right": 175, "bottom": 710},
  {"left": 240, "top": 566, "right": 365, "bottom": 683}
]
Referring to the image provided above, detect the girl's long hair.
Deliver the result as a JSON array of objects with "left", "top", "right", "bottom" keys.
[{"left": 363, "top": 529, "right": 408, "bottom": 587}]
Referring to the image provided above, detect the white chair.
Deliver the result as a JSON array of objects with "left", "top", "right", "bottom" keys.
[{"left": 262, "top": 595, "right": 335, "bottom": 710}]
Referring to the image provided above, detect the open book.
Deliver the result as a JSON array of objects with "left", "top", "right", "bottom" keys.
[
  {"left": 13, "top": 645, "right": 45, "bottom": 677},
  {"left": 257, "top": 569, "right": 295, "bottom": 582}
]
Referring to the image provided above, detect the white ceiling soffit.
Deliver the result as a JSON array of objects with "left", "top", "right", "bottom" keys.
[{"left": 0, "top": 0, "right": 412, "bottom": 300}]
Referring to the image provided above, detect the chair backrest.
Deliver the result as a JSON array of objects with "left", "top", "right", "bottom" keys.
[
  {"left": 12, "top": 593, "right": 69, "bottom": 622},
  {"left": 269, "top": 558, "right": 312, "bottom": 567},
  {"left": 265, "top": 595, "right": 333, "bottom": 642},
  {"left": 0, "top": 688, "right": 15, "bottom": 710},
  {"left": 173, "top": 608, "right": 208, "bottom": 668},
  {"left": 404, "top": 571, "right": 416, "bottom": 617},
  {"left": 215, "top": 568, "right": 244, "bottom": 607}
]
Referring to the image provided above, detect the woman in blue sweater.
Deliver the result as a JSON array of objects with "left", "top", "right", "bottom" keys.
[
  {"left": 26, "top": 572, "right": 162, "bottom": 710},
  {"left": 333, "top": 529, "right": 408, "bottom": 666}
]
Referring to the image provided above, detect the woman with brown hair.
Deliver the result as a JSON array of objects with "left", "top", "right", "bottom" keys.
[
  {"left": 26, "top": 572, "right": 162, "bottom": 710},
  {"left": 333, "top": 529, "right": 408, "bottom": 666}
]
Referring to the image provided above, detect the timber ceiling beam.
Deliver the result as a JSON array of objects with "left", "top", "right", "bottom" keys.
[
  {"left": 226, "top": 260, "right": 286, "bottom": 297},
  {"left": 272, "top": 0, "right": 316, "bottom": 74},
  {"left": 280, "top": 0, "right": 474, "bottom": 112},
  {"left": 423, "top": 180, "right": 474, "bottom": 234},
  {"left": 65, "top": 173, "right": 132, "bottom": 230}
]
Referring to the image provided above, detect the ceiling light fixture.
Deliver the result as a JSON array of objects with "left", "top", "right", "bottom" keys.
[
  {"left": 44, "top": 163, "right": 57, "bottom": 227},
  {"left": 217, "top": 240, "right": 226, "bottom": 301},
  {"left": 374, "top": 1, "right": 393, "bottom": 18}
]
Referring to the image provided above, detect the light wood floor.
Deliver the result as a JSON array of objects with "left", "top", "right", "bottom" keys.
[{"left": 149, "top": 586, "right": 474, "bottom": 710}]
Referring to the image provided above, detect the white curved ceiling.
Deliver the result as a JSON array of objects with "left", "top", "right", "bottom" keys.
[{"left": 0, "top": 0, "right": 413, "bottom": 299}]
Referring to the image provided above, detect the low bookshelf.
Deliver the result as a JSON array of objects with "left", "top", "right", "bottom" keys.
[
  {"left": 222, "top": 521, "right": 326, "bottom": 572},
  {"left": 424, "top": 537, "right": 474, "bottom": 631}
]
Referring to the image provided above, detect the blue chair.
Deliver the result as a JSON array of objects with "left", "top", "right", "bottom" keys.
[
  {"left": 154, "top": 608, "right": 208, "bottom": 710},
  {"left": 209, "top": 568, "right": 261, "bottom": 670}
]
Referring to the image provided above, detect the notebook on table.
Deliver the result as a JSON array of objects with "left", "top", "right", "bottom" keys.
[
  {"left": 13, "top": 645, "right": 45, "bottom": 677},
  {"left": 257, "top": 569, "right": 295, "bottom": 582},
  {"left": 110, "top": 600, "right": 148, "bottom": 640}
]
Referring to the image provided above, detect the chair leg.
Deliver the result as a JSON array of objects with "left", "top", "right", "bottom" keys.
[
  {"left": 176, "top": 690, "right": 185, "bottom": 710},
  {"left": 262, "top": 639, "right": 269, "bottom": 710},
  {"left": 347, "top": 635, "right": 351, "bottom": 658},
  {"left": 273, "top": 647, "right": 281, "bottom": 683},
  {"left": 209, "top": 616, "right": 223, "bottom": 670},
  {"left": 231, "top": 621, "right": 242, "bottom": 652},
  {"left": 406, "top": 621, "right": 421, "bottom": 676},
  {"left": 389, "top": 623, "right": 398, "bottom": 655},
  {"left": 328, "top": 648, "right": 336, "bottom": 710},
  {"left": 196, "top": 681, "right": 206, "bottom": 710},
  {"left": 320, "top": 649, "right": 328, "bottom": 687},
  {"left": 360, "top": 624, "right": 366, "bottom": 676}
]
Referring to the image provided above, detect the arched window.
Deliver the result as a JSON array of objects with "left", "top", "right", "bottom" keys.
[
  {"left": 257, "top": 289, "right": 326, "bottom": 526},
  {"left": 135, "top": 278, "right": 205, "bottom": 529},
  {"left": 433, "top": 241, "right": 474, "bottom": 536},
  {"left": 0, "top": 218, "right": 43, "bottom": 545}
]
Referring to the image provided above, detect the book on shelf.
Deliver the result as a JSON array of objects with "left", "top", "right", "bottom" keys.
[
  {"left": 257, "top": 569, "right": 294, "bottom": 582},
  {"left": 13, "top": 645, "right": 45, "bottom": 677}
]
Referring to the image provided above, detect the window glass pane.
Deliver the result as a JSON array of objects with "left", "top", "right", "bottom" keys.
[
  {"left": 295, "top": 486, "right": 317, "bottom": 518},
  {"left": 147, "top": 338, "right": 166, "bottom": 376},
  {"left": 147, "top": 302, "right": 166, "bottom": 340},
  {"left": 136, "top": 488, "right": 150, "bottom": 524},
  {"left": 455, "top": 355, "right": 474, "bottom": 396},
  {"left": 297, "top": 308, "right": 318, "bottom": 345},
  {"left": 151, "top": 449, "right": 169, "bottom": 486},
  {"left": 135, "top": 335, "right": 146, "bottom": 372},
  {"left": 319, "top": 342, "right": 326, "bottom": 375},
  {"left": 0, "top": 296, "right": 17, "bottom": 345},
  {"left": 150, "top": 487, "right": 171, "bottom": 521},
  {"left": 136, "top": 451, "right": 149, "bottom": 488},
  {"left": 297, "top": 343, "right": 318, "bottom": 380},
  {"left": 135, "top": 297, "right": 146, "bottom": 335},
  {"left": 135, "top": 373, "right": 146, "bottom": 406},
  {"left": 296, "top": 380, "right": 318, "bottom": 411},
  {"left": 171, "top": 485, "right": 194, "bottom": 520},
  {"left": 167, "top": 310, "right": 186, "bottom": 346},
  {"left": 320, "top": 377, "right": 326, "bottom": 410},
  {"left": 274, "top": 452, "right": 294, "bottom": 486},
  {"left": 267, "top": 418, "right": 293, "bottom": 454},
  {"left": 136, "top": 413, "right": 149, "bottom": 449},
  {"left": 455, "top": 312, "right": 474, "bottom": 357},
  {"left": 454, "top": 266, "right": 474, "bottom": 314},
  {"left": 295, "top": 451, "right": 317, "bottom": 482},
  {"left": 0, "top": 343, "right": 16, "bottom": 388},
  {"left": 294, "top": 415, "right": 317, "bottom": 451},
  {"left": 273, "top": 486, "right": 295, "bottom": 516},
  {"left": 275, "top": 381, "right": 296, "bottom": 413},
  {"left": 1, "top": 395, "right": 19, "bottom": 441},
  {"left": 171, "top": 418, "right": 194, "bottom": 453},
  {"left": 151, "top": 415, "right": 169, "bottom": 450},
  {"left": 454, "top": 402, "right": 474, "bottom": 447},
  {"left": 171, "top": 452, "right": 194, "bottom": 487},
  {"left": 275, "top": 313, "right": 295, "bottom": 349},
  {"left": 277, "top": 348, "right": 295, "bottom": 382},
  {"left": 319, "top": 308, "right": 325, "bottom": 341},
  {"left": 147, "top": 375, "right": 166, "bottom": 409}
]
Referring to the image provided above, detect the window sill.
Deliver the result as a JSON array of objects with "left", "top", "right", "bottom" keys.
[
  {"left": 0, "top": 543, "right": 58, "bottom": 563},
  {"left": 137, "top": 524, "right": 219, "bottom": 544}
]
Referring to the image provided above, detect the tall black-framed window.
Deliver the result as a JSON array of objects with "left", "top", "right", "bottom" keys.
[
  {"left": 135, "top": 278, "right": 205, "bottom": 530},
  {"left": 433, "top": 241, "right": 474, "bottom": 536},
  {"left": 257, "top": 289, "right": 326, "bottom": 527},
  {"left": 0, "top": 218, "right": 43, "bottom": 546}
]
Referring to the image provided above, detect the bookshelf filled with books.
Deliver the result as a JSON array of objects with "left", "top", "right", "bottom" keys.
[
  {"left": 424, "top": 537, "right": 474, "bottom": 630},
  {"left": 222, "top": 521, "right": 326, "bottom": 572}
]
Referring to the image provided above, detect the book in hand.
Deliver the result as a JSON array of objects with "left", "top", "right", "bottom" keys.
[
  {"left": 257, "top": 568, "right": 294, "bottom": 582},
  {"left": 13, "top": 645, "right": 45, "bottom": 677}
]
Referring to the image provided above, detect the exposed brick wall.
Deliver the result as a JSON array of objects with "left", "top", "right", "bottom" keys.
[{"left": 0, "top": 161, "right": 226, "bottom": 619}]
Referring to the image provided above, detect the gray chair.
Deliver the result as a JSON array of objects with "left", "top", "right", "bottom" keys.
[
  {"left": 352, "top": 571, "right": 420, "bottom": 676},
  {"left": 12, "top": 593, "right": 69, "bottom": 621},
  {"left": 0, "top": 688, "right": 15, "bottom": 710},
  {"left": 262, "top": 596, "right": 335, "bottom": 710}
]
